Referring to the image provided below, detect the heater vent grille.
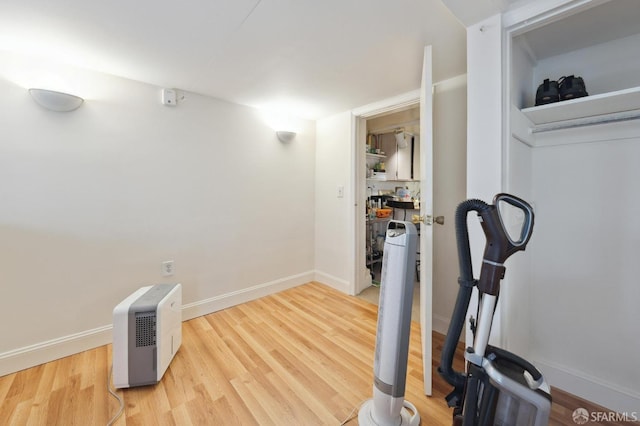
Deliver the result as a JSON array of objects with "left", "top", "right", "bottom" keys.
[{"left": 135, "top": 311, "right": 156, "bottom": 347}]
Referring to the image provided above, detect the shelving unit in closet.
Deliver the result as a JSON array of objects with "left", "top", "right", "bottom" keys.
[
  {"left": 497, "top": 0, "right": 640, "bottom": 412},
  {"left": 509, "top": 0, "right": 640, "bottom": 146}
]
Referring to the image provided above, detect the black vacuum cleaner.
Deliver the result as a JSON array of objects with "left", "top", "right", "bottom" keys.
[{"left": 439, "top": 193, "right": 552, "bottom": 426}]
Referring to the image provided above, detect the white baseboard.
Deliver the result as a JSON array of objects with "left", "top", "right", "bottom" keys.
[
  {"left": 433, "top": 313, "right": 451, "bottom": 336},
  {"left": 0, "top": 271, "right": 315, "bottom": 377},
  {"left": 181, "top": 271, "right": 314, "bottom": 321},
  {"left": 0, "top": 325, "right": 112, "bottom": 377},
  {"left": 533, "top": 357, "right": 640, "bottom": 414},
  {"left": 313, "top": 270, "right": 351, "bottom": 294}
]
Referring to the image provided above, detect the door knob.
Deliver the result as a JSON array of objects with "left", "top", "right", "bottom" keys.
[{"left": 421, "top": 215, "right": 445, "bottom": 225}]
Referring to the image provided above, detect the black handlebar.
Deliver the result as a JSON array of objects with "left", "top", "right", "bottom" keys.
[
  {"left": 438, "top": 193, "right": 535, "bottom": 397},
  {"left": 480, "top": 193, "right": 534, "bottom": 262},
  {"left": 477, "top": 193, "right": 534, "bottom": 295},
  {"left": 487, "top": 345, "right": 543, "bottom": 384}
]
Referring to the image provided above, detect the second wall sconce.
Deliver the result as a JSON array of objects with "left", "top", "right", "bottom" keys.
[
  {"left": 29, "top": 88, "right": 84, "bottom": 112},
  {"left": 276, "top": 130, "right": 296, "bottom": 143}
]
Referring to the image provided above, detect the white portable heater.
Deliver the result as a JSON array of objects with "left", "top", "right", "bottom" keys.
[
  {"left": 359, "top": 221, "right": 420, "bottom": 426},
  {"left": 112, "top": 283, "right": 182, "bottom": 389}
]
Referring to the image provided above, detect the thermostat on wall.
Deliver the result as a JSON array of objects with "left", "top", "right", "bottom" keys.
[{"left": 162, "top": 88, "right": 177, "bottom": 106}]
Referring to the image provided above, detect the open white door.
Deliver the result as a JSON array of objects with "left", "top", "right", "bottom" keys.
[
  {"left": 351, "top": 45, "right": 435, "bottom": 397},
  {"left": 419, "top": 45, "right": 433, "bottom": 396}
]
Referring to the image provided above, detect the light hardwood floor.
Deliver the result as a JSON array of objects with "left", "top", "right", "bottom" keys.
[{"left": 0, "top": 282, "right": 628, "bottom": 425}]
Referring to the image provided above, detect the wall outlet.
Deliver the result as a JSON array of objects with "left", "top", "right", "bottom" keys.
[{"left": 162, "top": 260, "right": 175, "bottom": 276}]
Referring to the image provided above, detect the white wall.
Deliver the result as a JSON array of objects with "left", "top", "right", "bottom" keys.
[
  {"left": 530, "top": 132, "right": 640, "bottom": 412},
  {"left": 466, "top": 15, "right": 503, "bottom": 202},
  {"left": 523, "top": 35, "right": 640, "bottom": 409},
  {"left": 465, "top": 14, "right": 506, "bottom": 345},
  {"left": 314, "top": 112, "right": 353, "bottom": 293},
  {"left": 533, "top": 32, "right": 640, "bottom": 101},
  {"left": 503, "top": 31, "right": 536, "bottom": 358},
  {"left": 501, "top": 137, "right": 534, "bottom": 357},
  {"left": 0, "top": 52, "right": 316, "bottom": 374}
]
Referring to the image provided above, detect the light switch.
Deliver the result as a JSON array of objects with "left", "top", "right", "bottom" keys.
[{"left": 337, "top": 185, "right": 344, "bottom": 198}]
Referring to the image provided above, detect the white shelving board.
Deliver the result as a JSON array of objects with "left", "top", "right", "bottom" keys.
[
  {"left": 521, "top": 86, "right": 640, "bottom": 132},
  {"left": 366, "top": 153, "right": 387, "bottom": 159}
]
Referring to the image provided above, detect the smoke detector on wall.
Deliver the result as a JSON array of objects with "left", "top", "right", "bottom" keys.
[{"left": 162, "top": 89, "right": 177, "bottom": 106}]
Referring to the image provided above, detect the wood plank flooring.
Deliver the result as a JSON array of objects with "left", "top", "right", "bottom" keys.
[{"left": 0, "top": 282, "right": 630, "bottom": 425}]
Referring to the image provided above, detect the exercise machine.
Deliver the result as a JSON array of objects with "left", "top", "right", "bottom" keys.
[{"left": 439, "top": 194, "right": 551, "bottom": 426}]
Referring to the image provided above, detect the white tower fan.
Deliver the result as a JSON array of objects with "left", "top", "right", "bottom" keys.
[{"left": 359, "top": 220, "right": 420, "bottom": 426}]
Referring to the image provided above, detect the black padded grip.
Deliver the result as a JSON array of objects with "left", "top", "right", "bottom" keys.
[{"left": 487, "top": 345, "right": 543, "bottom": 382}]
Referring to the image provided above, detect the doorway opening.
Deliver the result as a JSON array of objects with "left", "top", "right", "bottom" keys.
[
  {"left": 357, "top": 105, "right": 422, "bottom": 321},
  {"left": 350, "top": 54, "right": 466, "bottom": 396},
  {"left": 352, "top": 74, "right": 468, "bottom": 336}
]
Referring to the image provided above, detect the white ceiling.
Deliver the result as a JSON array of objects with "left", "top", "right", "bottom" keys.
[
  {"left": 0, "top": 0, "right": 468, "bottom": 119},
  {"left": 439, "top": 0, "right": 527, "bottom": 27}
]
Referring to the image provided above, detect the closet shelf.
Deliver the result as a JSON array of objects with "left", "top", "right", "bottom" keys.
[
  {"left": 521, "top": 86, "right": 640, "bottom": 132},
  {"left": 366, "top": 153, "right": 387, "bottom": 159}
]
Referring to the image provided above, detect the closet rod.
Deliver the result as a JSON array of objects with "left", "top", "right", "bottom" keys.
[{"left": 532, "top": 110, "right": 640, "bottom": 133}]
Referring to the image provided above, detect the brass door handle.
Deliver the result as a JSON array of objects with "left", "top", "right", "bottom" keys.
[{"left": 421, "top": 215, "right": 445, "bottom": 225}]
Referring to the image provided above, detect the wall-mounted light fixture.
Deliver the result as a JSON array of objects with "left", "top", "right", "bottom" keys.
[
  {"left": 276, "top": 130, "right": 296, "bottom": 143},
  {"left": 29, "top": 88, "right": 84, "bottom": 112}
]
